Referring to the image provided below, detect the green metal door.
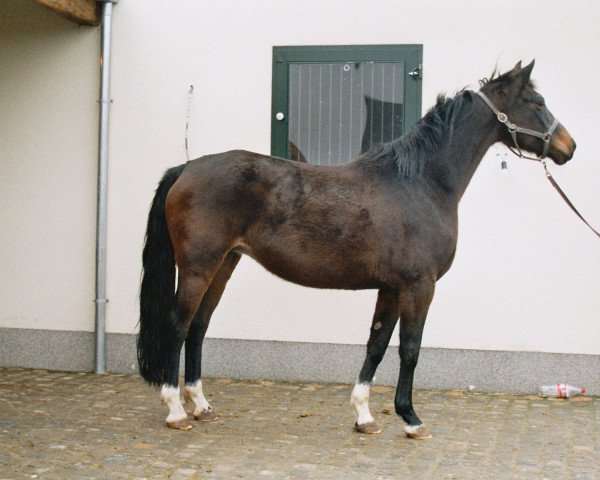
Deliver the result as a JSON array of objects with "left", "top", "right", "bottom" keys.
[{"left": 271, "top": 45, "right": 423, "bottom": 164}]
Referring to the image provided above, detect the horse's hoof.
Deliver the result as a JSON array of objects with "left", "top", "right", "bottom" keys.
[
  {"left": 194, "top": 409, "right": 217, "bottom": 422},
  {"left": 354, "top": 421, "right": 382, "bottom": 434},
  {"left": 166, "top": 417, "right": 194, "bottom": 430},
  {"left": 404, "top": 424, "right": 431, "bottom": 439}
]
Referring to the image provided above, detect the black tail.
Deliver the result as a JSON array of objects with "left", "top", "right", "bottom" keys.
[{"left": 137, "top": 164, "right": 186, "bottom": 385}]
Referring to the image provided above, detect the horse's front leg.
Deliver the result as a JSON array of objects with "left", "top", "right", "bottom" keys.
[
  {"left": 351, "top": 289, "right": 400, "bottom": 434},
  {"left": 395, "top": 279, "right": 435, "bottom": 439}
]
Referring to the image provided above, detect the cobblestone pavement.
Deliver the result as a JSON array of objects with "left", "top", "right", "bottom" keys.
[{"left": 0, "top": 368, "right": 598, "bottom": 480}]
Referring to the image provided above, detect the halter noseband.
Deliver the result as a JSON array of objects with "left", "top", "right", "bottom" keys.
[{"left": 476, "top": 90, "right": 559, "bottom": 162}]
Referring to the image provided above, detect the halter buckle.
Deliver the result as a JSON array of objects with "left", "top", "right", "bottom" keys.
[{"left": 497, "top": 112, "right": 508, "bottom": 123}]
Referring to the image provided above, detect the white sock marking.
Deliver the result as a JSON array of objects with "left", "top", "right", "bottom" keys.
[
  {"left": 160, "top": 385, "right": 187, "bottom": 423},
  {"left": 404, "top": 423, "right": 424, "bottom": 435},
  {"left": 350, "top": 382, "right": 375, "bottom": 425},
  {"left": 184, "top": 380, "right": 212, "bottom": 416}
]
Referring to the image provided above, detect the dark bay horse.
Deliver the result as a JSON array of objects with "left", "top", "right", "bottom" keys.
[{"left": 138, "top": 61, "right": 576, "bottom": 436}]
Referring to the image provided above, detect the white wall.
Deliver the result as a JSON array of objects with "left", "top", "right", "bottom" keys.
[
  {"left": 2, "top": 1, "right": 599, "bottom": 356},
  {"left": 0, "top": 1, "right": 99, "bottom": 332}
]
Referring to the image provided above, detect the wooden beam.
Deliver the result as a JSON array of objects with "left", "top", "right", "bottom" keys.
[{"left": 35, "top": 0, "right": 101, "bottom": 26}]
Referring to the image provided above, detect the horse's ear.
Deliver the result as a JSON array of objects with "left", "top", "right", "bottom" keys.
[
  {"left": 507, "top": 61, "right": 522, "bottom": 76},
  {"left": 515, "top": 59, "right": 535, "bottom": 85}
]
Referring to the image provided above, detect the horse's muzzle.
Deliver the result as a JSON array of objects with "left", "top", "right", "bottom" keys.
[{"left": 549, "top": 124, "right": 576, "bottom": 165}]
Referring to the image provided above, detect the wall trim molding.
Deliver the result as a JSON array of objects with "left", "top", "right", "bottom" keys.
[{"left": 1, "top": 328, "right": 597, "bottom": 394}]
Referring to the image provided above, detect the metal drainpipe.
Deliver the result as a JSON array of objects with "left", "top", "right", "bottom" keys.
[{"left": 95, "top": 0, "right": 117, "bottom": 373}]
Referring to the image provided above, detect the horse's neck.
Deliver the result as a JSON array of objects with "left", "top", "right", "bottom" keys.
[{"left": 429, "top": 104, "right": 499, "bottom": 201}]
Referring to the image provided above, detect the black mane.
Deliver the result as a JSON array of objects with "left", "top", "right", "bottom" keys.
[{"left": 370, "top": 89, "right": 475, "bottom": 178}]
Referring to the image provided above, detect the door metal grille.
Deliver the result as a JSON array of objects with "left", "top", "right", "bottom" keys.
[{"left": 288, "top": 62, "right": 405, "bottom": 165}]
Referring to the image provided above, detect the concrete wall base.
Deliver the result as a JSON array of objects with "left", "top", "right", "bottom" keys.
[{"left": 1, "top": 328, "right": 597, "bottom": 394}]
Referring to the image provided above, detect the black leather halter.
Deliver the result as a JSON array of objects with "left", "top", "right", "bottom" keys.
[{"left": 476, "top": 90, "right": 559, "bottom": 161}]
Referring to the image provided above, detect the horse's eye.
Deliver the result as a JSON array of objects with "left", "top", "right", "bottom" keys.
[{"left": 536, "top": 100, "right": 545, "bottom": 109}]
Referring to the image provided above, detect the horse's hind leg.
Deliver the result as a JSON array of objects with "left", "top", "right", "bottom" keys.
[
  {"left": 351, "top": 289, "right": 400, "bottom": 434},
  {"left": 160, "top": 256, "right": 226, "bottom": 429},
  {"left": 395, "top": 279, "right": 435, "bottom": 439},
  {"left": 184, "top": 252, "right": 241, "bottom": 422}
]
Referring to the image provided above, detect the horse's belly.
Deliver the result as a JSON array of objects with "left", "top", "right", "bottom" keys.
[{"left": 236, "top": 242, "right": 378, "bottom": 290}]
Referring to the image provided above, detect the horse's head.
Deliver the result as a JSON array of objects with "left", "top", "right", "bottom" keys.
[{"left": 480, "top": 60, "right": 576, "bottom": 165}]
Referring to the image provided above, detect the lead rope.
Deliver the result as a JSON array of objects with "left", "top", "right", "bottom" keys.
[{"left": 541, "top": 160, "right": 600, "bottom": 239}]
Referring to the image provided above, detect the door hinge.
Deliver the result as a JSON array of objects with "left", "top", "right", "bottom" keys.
[{"left": 408, "top": 64, "right": 422, "bottom": 81}]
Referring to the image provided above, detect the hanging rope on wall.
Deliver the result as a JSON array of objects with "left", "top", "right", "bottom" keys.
[{"left": 185, "top": 84, "right": 194, "bottom": 162}]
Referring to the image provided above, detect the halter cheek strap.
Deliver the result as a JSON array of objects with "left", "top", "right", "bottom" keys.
[{"left": 475, "top": 90, "right": 559, "bottom": 161}]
